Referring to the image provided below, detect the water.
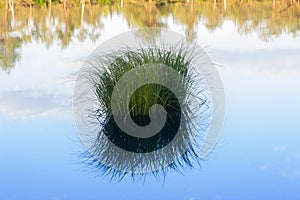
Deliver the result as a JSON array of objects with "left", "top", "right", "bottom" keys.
[{"left": 1, "top": 2, "right": 300, "bottom": 200}]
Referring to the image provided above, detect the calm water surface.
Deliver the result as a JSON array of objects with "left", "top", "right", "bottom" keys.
[{"left": 0, "top": 2, "right": 300, "bottom": 200}]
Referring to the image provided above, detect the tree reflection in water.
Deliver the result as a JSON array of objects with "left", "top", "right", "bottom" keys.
[{"left": 1, "top": 1, "right": 300, "bottom": 72}]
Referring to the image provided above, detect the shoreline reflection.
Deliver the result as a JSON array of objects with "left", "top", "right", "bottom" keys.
[{"left": 1, "top": 2, "right": 300, "bottom": 71}]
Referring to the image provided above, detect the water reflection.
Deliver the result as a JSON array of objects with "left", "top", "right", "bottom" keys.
[{"left": 0, "top": 1, "right": 300, "bottom": 72}]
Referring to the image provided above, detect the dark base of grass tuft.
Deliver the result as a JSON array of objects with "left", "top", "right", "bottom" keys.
[{"left": 103, "top": 105, "right": 181, "bottom": 153}]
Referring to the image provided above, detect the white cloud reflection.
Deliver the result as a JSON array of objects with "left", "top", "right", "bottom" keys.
[
  {"left": 0, "top": 89, "right": 72, "bottom": 120},
  {"left": 259, "top": 164, "right": 269, "bottom": 171}
]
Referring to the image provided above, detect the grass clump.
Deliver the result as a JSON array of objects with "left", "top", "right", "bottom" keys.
[
  {"left": 77, "top": 45, "right": 210, "bottom": 181},
  {"left": 93, "top": 47, "right": 191, "bottom": 118}
]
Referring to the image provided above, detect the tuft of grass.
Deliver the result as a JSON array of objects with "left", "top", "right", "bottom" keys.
[
  {"left": 92, "top": 47, "right": 191, "bottom": 118},
  {"left": 78, "top": 45, "right": 210, "bottom": 181}
]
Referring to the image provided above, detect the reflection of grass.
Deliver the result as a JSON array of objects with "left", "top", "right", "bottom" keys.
[{"left": 80, "top": 45, "right": 209, "bottom": 180}]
